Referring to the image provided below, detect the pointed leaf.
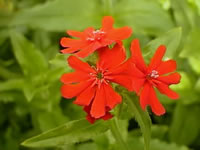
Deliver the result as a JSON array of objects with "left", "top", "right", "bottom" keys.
[
  {"left": 22, "top": 119, "right": 109, "bottom": 148},
  {"left": 10, "top": 31, "right": 48, "bottom": 76},
  {"left": 144, "top": 27, "right": 182, "bottom": 60}
]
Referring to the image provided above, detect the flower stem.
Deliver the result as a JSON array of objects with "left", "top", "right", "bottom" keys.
[{"left": 109, "top": 118, "right": 130, "bottom": 150}]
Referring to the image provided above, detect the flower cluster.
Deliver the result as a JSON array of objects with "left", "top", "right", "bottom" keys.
[{"left": 60, "top": 16, "right": 181, "bottom": 123}]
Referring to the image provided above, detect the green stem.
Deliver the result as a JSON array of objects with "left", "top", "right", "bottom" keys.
[
  {"left": 109, "top": 118, "right": 130, "bottom": 150},
  {"left": 124, "top": 93, "right": 151, "bottom": 150}
]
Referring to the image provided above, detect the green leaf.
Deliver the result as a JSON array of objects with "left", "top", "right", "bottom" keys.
[
  {"left": 127, "top": 137, "right": 189, "bottom": 150},
  {"left": 0, "top": 65, "right": 20, "bottom": 79},
  {"left": 144, "top": 27, "right": 182, "bottom": 60},
  {"left": 0, "top": 79, "right": 24, "bottom": 91},
  {"left": 170, "top": 0, "right": 198, "bottom": 35},
  {"left": 22, "top": 119, "right": 109, "bottom": 148},
  {"left": 115, "top": 0, "right": 174, "bottom": 36},
  {"left": 109, "top": 118, "right": 130, "bottom": 150},
  {"left": 10, "top": 0, "right": 99, "bottom": 31},
  {"left": 123, "top": 92, "right": 151, "bottom": 150},
  {"left": 169, "top": 103, "right": 200, "bottom": 145},
  {"left": 0, "top": 91, "right": 24, "bottom": 103},
  {"left": 10, "top": 31, "right": 48, "bottom": 76},
  {"left": 180, "top": 28, "right": 200, "bottom": 74}
]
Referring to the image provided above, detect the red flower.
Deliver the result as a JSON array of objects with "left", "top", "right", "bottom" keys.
[
  {"left": 60, "top": 44, "right": 134, "bottom": 123},
  {"left": 83, "top": 105, "right": 113, "bottom": 124},
  {"left": 60, "top": 16, "right": 132, "bottom": 58},
  {"left": 130, "top": 39, "right": 181, "bottom": 115}
]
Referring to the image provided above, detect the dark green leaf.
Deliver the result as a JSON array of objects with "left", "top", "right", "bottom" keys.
[
  {"left": 127, "top": 137, "right": 189, "bottom": 150},
  {"left": 0, "top": 79, "right": 24, "bottom": 91}
]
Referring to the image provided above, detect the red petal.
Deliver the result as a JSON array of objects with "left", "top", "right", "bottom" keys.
[
  {"left": 107, "top": 26, "right": 132, "bottom": 40},
  {"left": 102, "top": 112, "right": 113, "bottom": 120},
  {"left": 60, "top": 37, "right": 82, "bottom": 47},
  {"left": 84, "top": 27, "right": 95, "bottom": 37},
  {"left": 157, "top": 72, "right": 181, "bottom": 85},
  {"left": 110, "top": 75, "right": 134, "bottom": 91},
  {"left": 74, "top": 86, "right": 96, "bottom": 106},
  {"left": 130, "top": 39, "right": 147, "bottom": 73},
  {"left": 83, "top": 106, "right": 112, "bottom": 124},
  {"left": 84, "top": 106, "right": 96, "bottom": 124},
  {"left": 156, "top": 82, "right": 179, "bottom": 99},
  {"left": 60, "top": 47, "right": 78, "bottom": 53},
  {"left": 101, "top": 16, "right": 114, "bottom": 32},
  {"left": 67, "top": 56, "right": 94, "bottom": 73},
  {"left": 98, "top": 44, "right": 126, "bottom": 69},
  {"left": 148, "top": 45, "right": 166, "bottom": 71},
  {"left": 61, "top": 81, "right": 91, "bottom": 99},
  {"left": 104, "top": 84, "right": 122, "bottom": 109},
  {"left": 67, "top": 30, "right": 85, "bottom": 39},
  {"left": 157, "top": 60, "right": 177, "bottom": 75},
  {"left": 140, "top": 82, "right": 151, "bottom": 110},
  {"left": 132, "top": 78, "right": 145, "bottom": 94},
  {"left": 76, "top": 42, "right": 101, "bottom": 58},
  {"left": 149, "top": 86, "right": 166, "bottom": 116},
  {"left": 60, "top": 71, "right": 89, "bottom": 84},
  {"left": 90, "top": 85, "right": 106, "bottom": 118}
]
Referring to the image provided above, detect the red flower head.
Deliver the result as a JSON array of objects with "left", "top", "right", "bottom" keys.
[
  {"left": 60, "top": 44, "right": 134, "bottom": 123},
  {"left": 60, "top": 16, "right": 132, "bottom": 58},
  {"left": 130, "top": 39, "right": 181, "bottom": 115}
]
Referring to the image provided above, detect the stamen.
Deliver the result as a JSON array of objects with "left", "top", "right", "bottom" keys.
[
  {"left": 86, "top": 37, "right": 95, "bottom": 41},
  {"left": 149, "top": 70, "right": 159, "bottom": 79}
]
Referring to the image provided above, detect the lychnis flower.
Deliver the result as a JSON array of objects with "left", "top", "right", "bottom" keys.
[
  {"left": 60, "top": 16, "right": 132, "bottom": 58},
  {"left": 61, "top": 44, "right": 134, "bottom": 123},
  {"left": 130, "top": 39, "right": 181, "bottom": 115}
]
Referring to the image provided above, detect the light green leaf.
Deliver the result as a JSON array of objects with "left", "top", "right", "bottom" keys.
[
  {"left": 10, "top": 31, "right": 48, "bottom": 76},
  {"left": 180, "top": 28, "right": 200, "bottom": 74},
  {"left": 169, "top": 103, "right": 200, "bottom": 145},
  {"left": 10, "top": 0, "right": 99, "bottom": 31},
  {"left": 109, "top": 118, "right": 130, "bottom": 150},
  {"left": 22, "top": 119, "right": 109, "bottom": 148},
  {"left": 115, "top": 0, "right": 174, "bottom": 36},
  {"left": 170, "top": 0, "right": 197, "bottom": 35},
  {"left": 144, "top": 27, "right": 182, "bottom": 60},
  {"left": 123, "top": 92, "right": 151, "bottom": 150}
]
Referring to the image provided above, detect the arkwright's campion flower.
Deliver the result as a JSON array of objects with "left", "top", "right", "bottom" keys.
[
  {"left": 60, "top": 44, "right": 134, "bottom": 123},
  {"left": 130, "top": 39, "right": 181, "bottom": 115},
  {"left": 60, "top": 16, "right": 132, "bottom": 58}
]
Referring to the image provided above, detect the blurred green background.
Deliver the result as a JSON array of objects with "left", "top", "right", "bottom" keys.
[{"left": 0, "top": 0, "right": 200, "bottom": 150}]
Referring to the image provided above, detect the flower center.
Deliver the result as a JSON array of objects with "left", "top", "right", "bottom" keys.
[
  {"left": 89, "top": 68, "right": 111, "bottom": 87},
  {"left": 86, "top": 30, "right": 105, "bottom": 41},
  {"left": 97, "top": 72, "right": 103, "bottom": 79},
  {"left": 147, "top": 70, "right": 159, "bottom": 79}
]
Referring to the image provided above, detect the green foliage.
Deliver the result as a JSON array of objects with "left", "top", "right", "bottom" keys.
[
  {"left": 22, "top": 119, "right": 109, "bottom": 147},
  {"left": 0, "top": 0, "right": 200, "bottom": 150},
  {"left": 123, "top": 92, "right": 151, "bottom": 150},
  {"left": 169, "top": 103, "right": 200, "bottom": 146},
  {"left": 144, "top": 27, "right": 182, "bottom": 59}
]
